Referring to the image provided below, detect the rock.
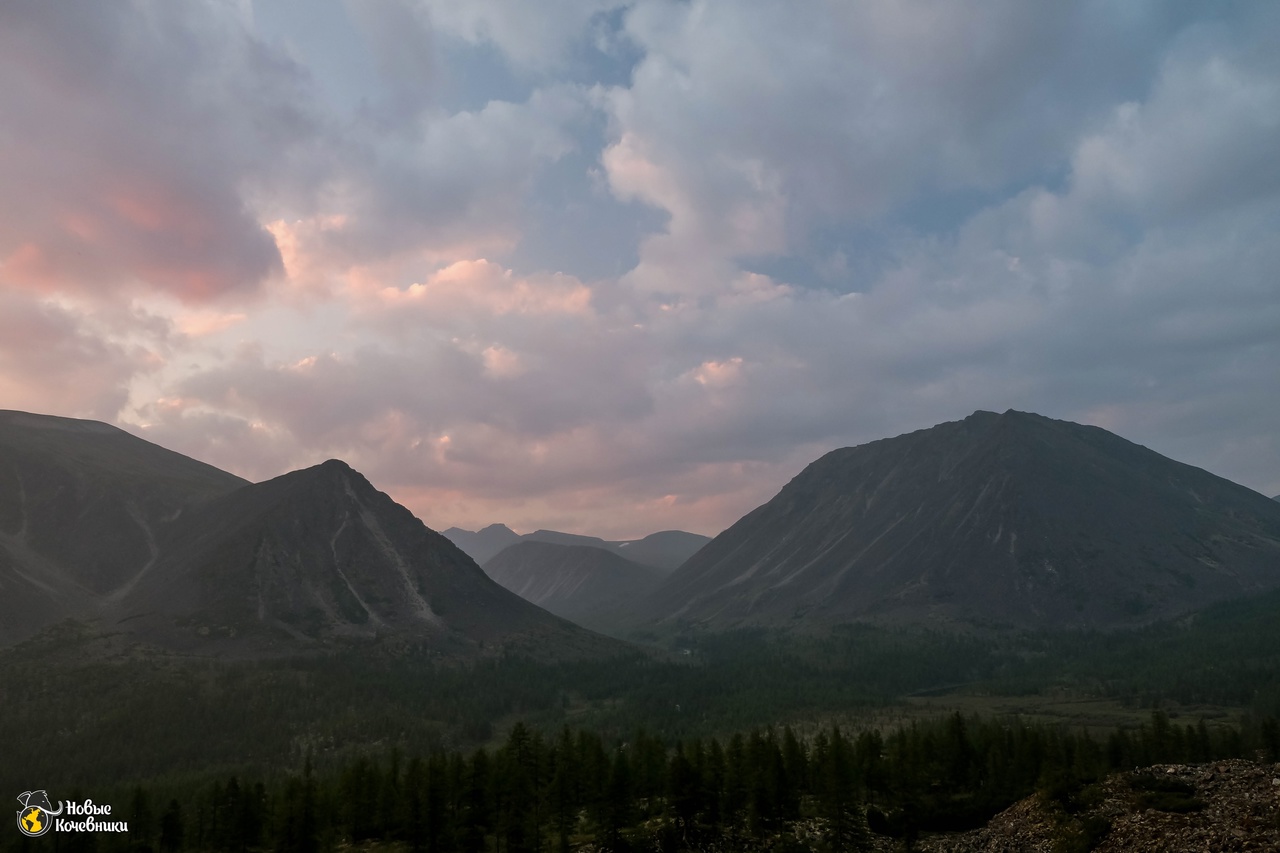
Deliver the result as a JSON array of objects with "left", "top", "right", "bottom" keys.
[{"left": 917, "top": 759, "right": 1280, "bottom": 853}]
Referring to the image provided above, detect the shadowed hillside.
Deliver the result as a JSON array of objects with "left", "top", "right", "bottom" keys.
[
  {"left": 484, "top": 540, "right": 663, "bottom": 627},
  {"left": 0, "top": 410, "right": 247, "bottom": 644}
]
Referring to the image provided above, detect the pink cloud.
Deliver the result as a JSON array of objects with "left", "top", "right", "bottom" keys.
[
  {"left": 174, "top": 311, "right": 249, "bottom": 338},
  {"left": 369, "top": 260, "right": 593, "bottom": 323}
]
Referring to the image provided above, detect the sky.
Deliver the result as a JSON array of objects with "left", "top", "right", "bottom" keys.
[{"left": 2, "top": 0, "right": 1278, "bottom": 539}]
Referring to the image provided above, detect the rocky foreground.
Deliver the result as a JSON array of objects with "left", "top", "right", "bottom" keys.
[{"left": 920, "top": 759, "right": 1280, "bottom": 853}]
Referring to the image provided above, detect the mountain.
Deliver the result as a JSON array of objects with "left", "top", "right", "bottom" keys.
[
  {"left": 0, "top": 411, "right": 611, "bottom": 656},
  {"left": 613, "top": 530, "right": 712, "bottom": 572},
  {"left": 643, "top": 410, "right": 1280, "bottom": 631},
  {"left": 441, "top": 523, "right": 522, "bottom": 564},
  {"left": 521, "top": 529, "right": 711, "bottom": 572},
  {"left": 523, "top": 529, "right": 610, "bottom": 549},
  {"left": 113, "top": 461, "right": 584, "bottom": 652},
  {"left": 482, "top": 541, "right": 662, "bottom": 628},
  {"left": 0, "top": 410, "right": 247, "bottom": 645},
  {"left": 446, "top": 526, "right": 711, "bottom": 574}
]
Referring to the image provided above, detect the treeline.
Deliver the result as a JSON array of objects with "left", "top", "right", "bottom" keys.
[{"left": 14, "top": 711, "right": 1279, "bottom": 853}]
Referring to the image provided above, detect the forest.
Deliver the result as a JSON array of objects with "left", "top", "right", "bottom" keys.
[
  {"left": 7, "top": 710, "right": 1279, "bottom": 853},
  {"left": 7, "top": 587, "right": 1280, "bottom": 851}
]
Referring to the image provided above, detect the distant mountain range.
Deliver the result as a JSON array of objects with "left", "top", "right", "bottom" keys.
[
  {"left": 641, "top": 410, "right": 1280, "bottom": 631},
  {"left": 442, "top": 526, "right": 709, "bottom": 629},
  {"left": 443, "top": 525, "right": 711, "bottom": 572},
  {"left": 0, "top": 410, "right": 611, "bottom": 656}
]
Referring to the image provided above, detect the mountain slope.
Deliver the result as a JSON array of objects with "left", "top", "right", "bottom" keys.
[
  {"left": 0, "top": 411, "right": 247, "bottom": 644},
  {"left": 483, "top": 541, "right": 662, "bottom": 627},
  {"left": 644, "top": 410, "right": 1280, "bottom": 630}
]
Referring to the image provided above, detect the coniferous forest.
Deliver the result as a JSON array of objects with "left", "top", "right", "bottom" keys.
[
  {"left": 5, "top": 712, "right": 1279, "bottom": 853},
  {"left": 7, "top": 587, "right": 1280, "bottom": 852}
]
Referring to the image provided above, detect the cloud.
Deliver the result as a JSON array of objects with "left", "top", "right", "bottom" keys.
[
  {"left": 0, "top": 290, "right": 164, "bottom": 418},
  {"left": 1069, "top": 34, "right": 1280, "bottom": 223},
  {"left": 7, "top": 0, "right": 1280, "bottom": 537},
  {"left": 363, "top": 259, "right": 593, "bottom": 326},
  {"left": 159, "top": 260, "right": 652, "bottom": 447},
  {"left": 0, "top": 1, "right": 591, "bottom": 306},
  {"left": 0, "top": 0, "right": 306, "bottom": 301},
  {"left": 343, "top": 0, "right": 437, "bottom": 113},
  {"left": 421, "top": 0, "right": 627, "bottom": 70},
  {"left": 258, "top": 86, "right": 589, "bottom": 297}
]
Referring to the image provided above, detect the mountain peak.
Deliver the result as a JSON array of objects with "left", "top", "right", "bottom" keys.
[
  {"left": 962, "top": 408, "right": 1050, "bottom": 421},
  {"left": 310, "top": 458, "right": 358, "bottom": 478},
  {"left": 284, "top": 458, "right": 366, "bottom": 491},
  {"left": 644, "top": 412, "right": 1280, "bottom": 630}
]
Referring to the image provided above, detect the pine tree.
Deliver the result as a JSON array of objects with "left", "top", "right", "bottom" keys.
[
  {"left": 276, "top": 759, "right": 318, "bottom": 853},
  {"left": 128, "top": 786, "right": 154, "bottom": 852},
  {"left": 403, "top": 757, "right": 427, "bottom": 852},
  {"left": 459, "top": 749, "right": 491, "bottom": 853},
  {"left": 550, "top": 728, "right": 579, "bottom": 853},
  {"left": 667, "top": 742, "right": 699, "bottom": 838},
  {"left": 602, "top": 748, "right": 634, "bottom": 853},
  {"left": 818, "top": 727, "right": 871, "bottom": 853},
  {"left": 158, "top": 800, "right": 184, "bottom": 853}
]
